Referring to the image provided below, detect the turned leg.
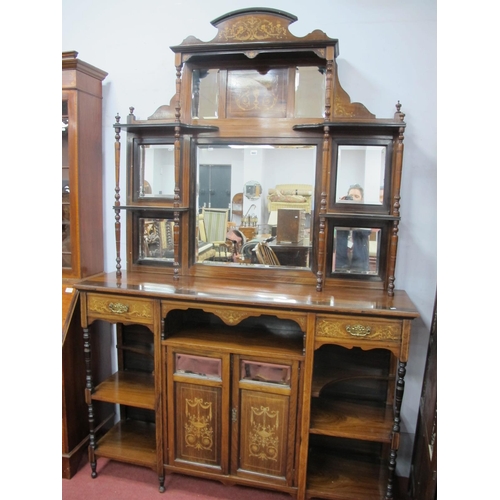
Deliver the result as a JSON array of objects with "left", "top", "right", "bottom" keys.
[
  {"left": 386, "top": 447, "right": 397, "bottom": 499},
  {"left": 159, "top": 475, "right": 165, "bottom": 493},
  {"left": 83, "top": 326, "right": 98, "bottom": 478},
  {"left": 385, "top": 360, "right": 407, "bottom": 500}
]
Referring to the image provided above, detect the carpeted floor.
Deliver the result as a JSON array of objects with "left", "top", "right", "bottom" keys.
[
  {"left": 63, "top": 456, "right": 291, "bottom": 500},
  {"left": 63, "top": 455, "right": 410, "bottom": 499}
]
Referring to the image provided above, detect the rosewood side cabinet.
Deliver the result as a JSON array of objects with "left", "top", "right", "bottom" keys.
[{"left": 74, "top": 9, "right": 420, "bottom": 500}]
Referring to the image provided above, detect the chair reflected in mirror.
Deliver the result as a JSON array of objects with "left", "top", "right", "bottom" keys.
[
  {"left": 255, "top": 241, "right": 280, "bottom": 266},
  {"left": 231, "top": 193, "right": 243, "bottom": 222},
  {"left": 201, "top": 207, "right": 231, "bottom": 261}
]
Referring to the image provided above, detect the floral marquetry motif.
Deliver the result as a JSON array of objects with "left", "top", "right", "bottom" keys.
[
  {"left": 216, "top": 16, "right": 289, "bottom": 42},
  {"left": 184, "top": 397, "right": 214, "bottom": 452},
  {"left": 238, "top": 390, "right": 289, "bottom": 478},
  {"left": 316, "top": 317, "right": 401, "bottom": 342},
  {"left": 87, "top": 294, "right": 154, "bottom": 323},
  {"left": 175, "top": 384, "right": 221, "bottom": 466},
  {"left": 248, "top": 406, "right": 280, "bottom": 461},
  {"left": 213, "top": 309, "right": 250, "bottom": 325}
]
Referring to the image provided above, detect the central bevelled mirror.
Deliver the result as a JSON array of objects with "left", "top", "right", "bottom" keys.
[{"left": 195, "top": 144, "right": 316, "bottom": 268}]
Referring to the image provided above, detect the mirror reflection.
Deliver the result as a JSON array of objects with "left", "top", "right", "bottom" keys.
[
  {"left": 196, "top": 144, "right": 316, "bottom": 268},
  {"left": 139, "top": 144, "right": 175, "bottom": 197},
  {"left": 336, "top": 145, "right": 386, "bottom": 205},
  {"left": 192, "top": 66, "right": 326, "bottom": 120},
  {"left": 140, "top": 217, "right": 175, "bottom": 262},
  {"left": 244, "top": 180, "right": 262, "bottom": 200},
  {"left": 332, "top": 226, "right": 380, "bottom": 275}
]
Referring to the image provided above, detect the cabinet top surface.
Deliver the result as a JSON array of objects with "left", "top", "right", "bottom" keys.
[{"left": 75, "top": 272, "right": 419, "bottom": 319}]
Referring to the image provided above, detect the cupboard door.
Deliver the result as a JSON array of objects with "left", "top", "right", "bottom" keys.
[
  {"left": 167, "top": 348, "right": 230, "bottom": 474},
  {"left": 231, "top": 356, "right": 298, "bottom": 486},
  {"left": 174, "top": 382, "right": 223, "bottom": 467}
]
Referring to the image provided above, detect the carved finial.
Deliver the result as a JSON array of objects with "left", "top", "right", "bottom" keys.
[
  {"left": 126, "top": 107, "right": 136, "bottom": 124},
  {"left": 394, "top": 101, "right": 405, "bottom": 122},
  {"left": 115, "top": 113, "right": 120, "bottom": 123}
]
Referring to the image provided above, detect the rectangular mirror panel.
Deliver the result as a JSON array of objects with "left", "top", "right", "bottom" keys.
[
  {"left": 240, "top": 360, "right": 291, "bottom": 386},
  {"left": 192, "top": 68, "right": 219, "bottom": 119},
  {"left": 336, "top": 146, "right": 386, "bottom": 206},
  {"left": 175, "top": 353, "right": 222, "bottom": 379},
  {"left": 295, "top": 66, "right": 325, "bottom": 118},
  {"left": 138, "top": 144, "right": 175, "bottom": 198},
  {"left": 192, "top": 66, "right": 325, "bottom": 119},
  {"left": 140, "top": 217, "right": 175, "bottom": 263},
  {"left": 195, "top": 144, "right": 316, "bottom": 269},
  {"left": 332, "top": 226, "right": 381, "bottom": 275}
]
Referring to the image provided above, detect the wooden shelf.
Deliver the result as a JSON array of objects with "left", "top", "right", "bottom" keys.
[
  {"left": 309, "top": 398, "right": 393, "bottom": 443},
  {"left": 95, "top": 419, "right": 157, "bottom": 468},
  {"left": 92, "top": 371, "right": 155, "bottom": 409},
  {"left": 311, "top": 346, "right": 392, "bottom": 399},
  {"left": 113, "top": 122, "right": 219, "bottom": 134},
  {"left": 311, "top": 371, "right": 390, "bottom": 398},
  {"left": 306, "top": 447, "right": 388, "bottom": 500},
  {"left": 165, "top": 327, "right": 304, "bottom": 360}
]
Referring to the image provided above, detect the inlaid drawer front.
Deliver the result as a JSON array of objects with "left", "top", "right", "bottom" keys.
[
  {"left": 316, "top": 315, "right": 401, "bottom": 343},
  {"left": 87, "top": 293, "right": 154, "bottom": 324}
]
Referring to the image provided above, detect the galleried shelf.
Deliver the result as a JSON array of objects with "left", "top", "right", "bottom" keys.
[{"left": 76, "top": 8, "right": 419, "bottom": 500}]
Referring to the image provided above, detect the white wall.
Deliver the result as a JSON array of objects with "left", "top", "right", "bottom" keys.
[{"left": 62, "top": 0, "right": 437, "bottom": 477}]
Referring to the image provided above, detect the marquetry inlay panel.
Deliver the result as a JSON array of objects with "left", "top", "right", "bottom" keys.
[
  {"left": 216, "top": 16, "right": 289, "bottom": 42},
  {"left": 175, "top": 384, "right": 221, "bottom": 467},
  {"left": 248, "top": 405, "right": 280, "bottom": 461},
  {"left": 316, "top": 315, "right": 401, "bottom": 343},
  {"left": 86, "top": 293, "right": 154, "bottom": 325},
  {"left": 227, "top": 69, "right": 287, "bottom": 118},
  {"left": 184, "top": 397, "right": 214, "bottom": 452},
  {"left": 238, "top": 389, "right": 289, "bottom": 478}
]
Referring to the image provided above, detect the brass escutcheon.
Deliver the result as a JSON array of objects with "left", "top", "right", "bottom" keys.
[
  {"left": 345, "top": 324, "right": 371, "bottom": 337},
  {"left": 108, "top": 302, "right": 129, "bottom": 314}
]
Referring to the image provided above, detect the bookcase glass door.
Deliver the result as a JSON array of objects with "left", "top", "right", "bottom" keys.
[{"left": 62, "top": 99, "right": 71, "bottom": 269}]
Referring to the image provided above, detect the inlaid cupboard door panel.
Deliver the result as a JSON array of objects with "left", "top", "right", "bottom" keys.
[
  {"left": 237, "top": 389, "right": 290, "bottom": 480},
  {"left": 166, "top": 347, "right": 230, "bottom": 475},
  {"left": 174, "top": 383, "right": 223, "bottom": 468},
  {"left": 231, "top": 356, "right": 299, "bottom": 486}
]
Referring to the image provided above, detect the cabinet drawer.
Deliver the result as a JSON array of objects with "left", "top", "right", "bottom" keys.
[
  {"left": 316, "top": 315, "right": 401, "bottom": 344},
  {"left": 86, "top": 293, "right": 155, "bottom": 325}
]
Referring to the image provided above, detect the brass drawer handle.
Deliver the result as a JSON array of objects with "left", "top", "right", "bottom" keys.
[
  {"left": 346, "top": 324, "right": 371, "bottom": 337},
  {"left": 108, "top": 302, "right": 129, "bottom": 314}
]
